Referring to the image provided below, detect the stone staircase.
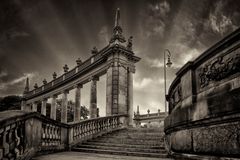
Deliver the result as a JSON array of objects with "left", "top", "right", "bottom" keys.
[{"left": 72, "top": 127, "right": 169, "bottom": 158}]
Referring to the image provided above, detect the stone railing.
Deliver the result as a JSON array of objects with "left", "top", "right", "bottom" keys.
[
  {"left": 164, "top": 28, "right": 240, "bottom": 158},
  {"left": 0, "top": 110, "right": 128, "bottom": 160},
  {"left": 134, "top": 112, "right": 165, "bottom": 120},
  {"left": 68, "top": 114, "right": 127, "bottom": 147}
]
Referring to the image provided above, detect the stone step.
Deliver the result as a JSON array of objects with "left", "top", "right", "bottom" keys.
[
  {"left": 124, "top": 128, "right": 164, "bottom": 133},
  {"left": 88, "top": 138, "right": 163, "bottom": 145},
  {"left": 110, "top": 132, "right": 164, "bottom": 137},
  {"left": 77, "top": 144, "right": 167, "bottom": 154},
  {"left": 72, "top": 147, "right": 169, "bottom": 158},
  {"left": 82, "top": 141, "right": 166, "bottom": 149},
  {"left": 100, "top": 135, "right": 164, "bottom": 140}
]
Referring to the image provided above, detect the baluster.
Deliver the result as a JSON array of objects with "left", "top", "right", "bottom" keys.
[
  {"left": 82, "top": 124, "right": 85, "bottom": 138},
  {"left": 90, "top": 122, "right": 93, "bottom": 135},
  {"left": 8, "top": 125, "right": 15, "bottom": 159},
  {"left": 104, "top": 119, "right": 106, "bottom": 130},
  {"left": 107, "top": 119, "right": 110, "bottom": 130},
  {"left": 72, "top": 127, "right": 75, "bottom": 140},
  {"left": 49, "top": 125, "right": 52, "bottom": 139},
  {"left": 80, "top": 125, "right": 82, "bottom": 139},
  {"left": 85, "top": 123, "right": 88, "bottom": 137},
  {"left": 42, "top": 123, "right": 46, "bottom": 146},
  {"left": 78, "top": 126, "right": 81, "bottom": 138},
  {"left": 89, "top": 122, "right": 92, "bottom": 136},
  {"left": 100, "top": 120, "right": 102, "bottom": 131},
  {"left": 14, "top": 124, "right": 20, "bottom": 158},
  {"left": 19, "top": 122, "right": 24, "bottom": 155},
  {"left": 52, "top": 126, "right": 55, "bottom": 146},
  {"left": 52, "top": 126, "right": 56, "bottom": 139},
  {"left": 57, "top": 127, "right": 60, "bottom": 145},
  {"left": 75, "top": 126, "right": 78, "bottom": 140},
  {"left": 3, "top": 126, "right": 10, "bottom": 159},
  {"left": 114, "top": 117, "right": 117, "bottom": 128},
  {"left": 88, "top": 122, "right": 91, "bottom": 136},
  {"left": 87, "top": 123, "right": 90, "bottom": 136},
  {"left": 49, "top": 125, "right": 54, "bottom": 146},
  {"left": 75, "top": 126, "right": 78, "bottom": 139},
  {"left": 77, "top": 126, "right": 80, "bottom": 139},
  {"left": 87, "top": 123, "right": 89, "bottom": 136},
  {"left": 96, "top": 120, "right": 98, "bottom": 132},
  {"left": 93, "top": 122, "right": 96, "bottom": 134},
  {"left": 46, "top": 124, "right": 50, "bottom": 146}
]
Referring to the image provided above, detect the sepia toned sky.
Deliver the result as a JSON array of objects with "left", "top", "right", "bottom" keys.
[{"left": 0, "top": 0, "right": 240, "bottom": 115}]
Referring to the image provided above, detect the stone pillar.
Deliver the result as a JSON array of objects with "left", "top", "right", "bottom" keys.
[
  {"left": 106, "top": 65, "right": 113, "bottom": 116},
  {"left": 41, "top": 98, "right": 47, "bottom": 116},
  {"left": 74, "top": 84, "right": 82, "bottom": 122},
  {"left": 61, "top": 90, "right": 68, "bottom": 123},
  {"left": 128, "top": 71, "right": 133, "bottom": 126},
  {"left": 106, "top": 62, "right": 129, "bottom": 116},
  {"left": 32, "top": 102, "right": 38, "bottom": 112},
  {"left": 51, "top": 95, "right": 57, "bottom": 120},
  {"left": 90, "top": 77, "right": 99, "bottom": 118}
]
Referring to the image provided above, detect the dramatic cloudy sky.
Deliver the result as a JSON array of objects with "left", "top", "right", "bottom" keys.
[{"left": 0, "top": 0, "right": 239, "bottom": 115}]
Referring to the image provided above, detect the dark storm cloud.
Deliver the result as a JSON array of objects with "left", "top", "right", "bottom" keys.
[{"left": 0, "top": 0, "right": 239, "bottom": 113}]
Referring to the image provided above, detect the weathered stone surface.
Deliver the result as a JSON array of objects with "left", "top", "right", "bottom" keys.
[
  {"left": 192, "top": 122, "right": 240, "bottom": 155},
  {"left": 170, "top": 130, "right": 192, "bottom": 153},
  {"left": 181, "top": 70, "right": 193, "bottom": 99},
  {"left": 25, "top": 118, "right": 42, "bottom": 150}
]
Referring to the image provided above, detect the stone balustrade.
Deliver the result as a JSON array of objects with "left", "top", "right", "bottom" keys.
[
  {"left": 69, "top": 114, "right": 127, "bottom": 146},
  {"left": 0, "top": 110, "right": 128, "bottom": 160}
]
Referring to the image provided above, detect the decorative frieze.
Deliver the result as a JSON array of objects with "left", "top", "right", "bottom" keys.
[{"left": 199, "top": 52, "right": 240, "bottom": 88}]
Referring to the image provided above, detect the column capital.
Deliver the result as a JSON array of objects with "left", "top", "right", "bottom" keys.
[
  {"left": 89, "top": 76, "right": 99, "bottom": 81},
  {"left": 74, "top": 83, "right": 83, "bottom": 89}
]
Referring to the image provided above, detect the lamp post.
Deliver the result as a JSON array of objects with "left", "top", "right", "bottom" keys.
[{"left": 164, "top": 49, "right": 172, "bottom": 116}]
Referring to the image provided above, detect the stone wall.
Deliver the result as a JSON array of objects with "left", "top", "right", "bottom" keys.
[{"left": 164, "top": 28, "right": 240, "bottom": 158}]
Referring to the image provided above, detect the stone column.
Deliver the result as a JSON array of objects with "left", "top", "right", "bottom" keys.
[
  {"left": 90, "top": 77, "right": 99, "bottom": 118},
  {"left": 61, "top": 90, "right": 68, "bottom": 123},
  {"left": 32, "top": 102, "right": 38, "bottom": 112},
  {"left": 106, "top": 64, "right": 113, "bottom": 116},
  {"left": 128, "top": 71, "right": 133, "bottom": 126},
  {"left": 106, "top": 62, "right": 129, "bottom": 116},
  {"left": 74, "top": 84, "right": 82, "bottom": 122},
  {"left": 41, "top": 98, "right": 47, "bottom": 116},
  {"left": 51, "top": 95, "right": 57, "bottom": 120}
]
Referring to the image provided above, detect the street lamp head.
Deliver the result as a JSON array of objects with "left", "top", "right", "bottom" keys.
[{"left": 166, "top": 56, "right": 172, "bottom": 67}]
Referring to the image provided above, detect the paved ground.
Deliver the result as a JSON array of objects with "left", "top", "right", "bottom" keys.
[{"left": 33, "top": 152, "right": 173, "bottom": 160}]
